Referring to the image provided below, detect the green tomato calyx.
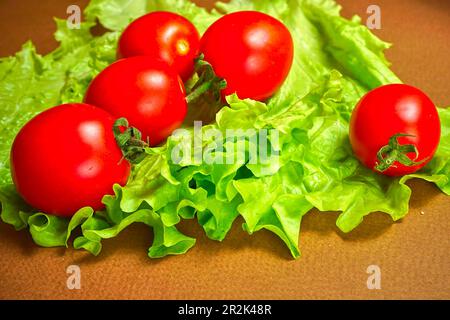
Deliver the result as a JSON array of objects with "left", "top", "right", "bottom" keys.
[
  {"left": 375, "top": 133, "right": 427, "bottom": 172},
  {"left": 113, "top": 118, "right": 148, "bottom": 165}
]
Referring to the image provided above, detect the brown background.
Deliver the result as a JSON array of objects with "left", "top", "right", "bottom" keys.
[{"left": 0, "top": 0, "right": 449, "bottom": 300}]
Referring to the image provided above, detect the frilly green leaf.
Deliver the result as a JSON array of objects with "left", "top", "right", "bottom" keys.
[{"left": 0, "top": 0, "right": 449, "bottom": 260}]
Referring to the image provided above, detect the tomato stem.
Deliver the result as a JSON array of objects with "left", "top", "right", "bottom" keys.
[
  {"left": 374, "top": 133, "right": 427, "bottom": 172},
  {"left": 185, "top": 54, "right": 227, "bottom": 106},
  {"left": 186, "top": 81, "right": 214, "bottom": 104},
  {"left": 113, "top": 118, "right": 148, "bottom": 165}
]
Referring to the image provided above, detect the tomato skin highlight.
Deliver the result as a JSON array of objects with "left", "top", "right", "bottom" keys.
[
  {"left": 10, "top": 103, "right": 130, "bottom": 217},
  {"left": 118, "top": 11, "right": 200, "bottom": 81},
  {"left": 349, "top": 84, "right": 441, "bottom": 176},
  {"left": 85, "top": 56, "right": 187, "bottom": 146},
  {"left": 200, "top": 11, "right": 294, "bottom": 101}
]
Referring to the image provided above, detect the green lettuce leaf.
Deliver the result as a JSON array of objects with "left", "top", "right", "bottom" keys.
[
  {"left": 85, "top": 0, "right": 221, "bottom": 34},
  {"left": 0, "top": 14, "right": 196, "bottom": 258},
  {"left": 0, "top": 0, "right": 448, "bottom": 259}
]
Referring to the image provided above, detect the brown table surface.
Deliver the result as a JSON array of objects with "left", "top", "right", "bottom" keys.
[{"left": 0, "top": 0, "right": 449, "bottom": 300}]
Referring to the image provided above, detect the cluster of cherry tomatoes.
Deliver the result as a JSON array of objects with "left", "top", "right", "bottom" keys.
[
  {"left": 10, "top": 10, "right": 442, "bottom": 219},
  {"left": 11, "top": 11, "right": 294, "bottom": 217}
]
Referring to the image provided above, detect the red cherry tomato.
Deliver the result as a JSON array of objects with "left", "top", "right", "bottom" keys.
[
  {"left": 349, "top": 84, "right": 441, "bottom": 176},
  {"left": 10, "top": 103, "right": 130, "bottom": 217},
  {"left": 118, "top": 11, "right": 200, "bottom": 81},
  {"left": 200, "top": 11, "right": 294, "bottom": 101},
  {"left": 85, "top": 56, "right": 187, "bottom": 146}
]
